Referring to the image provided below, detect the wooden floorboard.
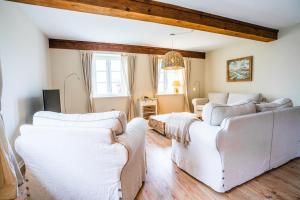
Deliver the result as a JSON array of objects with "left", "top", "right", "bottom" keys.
[{"left": 136, "top": 129, "right": 300, "bottom": 200}]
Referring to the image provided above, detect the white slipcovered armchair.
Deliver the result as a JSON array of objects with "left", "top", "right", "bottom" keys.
[{"left": 15, "top": 111, "right": 147, "bottom": 200}]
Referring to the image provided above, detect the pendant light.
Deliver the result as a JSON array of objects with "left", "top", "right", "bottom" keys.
[{"left": 162, "top": 33, "right": 184, "bottom": 70}]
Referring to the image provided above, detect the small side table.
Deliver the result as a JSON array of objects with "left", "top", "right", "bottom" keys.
[{"left": 139, "top": 98, "right": 158, "bottom": 120}]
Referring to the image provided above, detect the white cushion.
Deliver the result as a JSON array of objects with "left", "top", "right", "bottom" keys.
[
  {"left": 20, "top": 124, "right": 114, "bottom": 144},
  {"left": 192, "top": 98, "right": 209, "bottom": 106},
  {"left": 227, "top": 93, "right": 261, "bottom": 105},
  {"left": 33, "top": 111, "right": 127, "bottom": 135},
  {"left": 203, "top": 102, "right": 256, "bottom": 126},
  {"left": 256, "top": 98, "right": 293, "bottom": 112},
  {"left": 208, "top": 93, "right": 228, "bottom": 104}
]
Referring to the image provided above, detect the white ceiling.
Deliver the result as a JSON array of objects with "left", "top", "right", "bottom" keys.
[
  {"left": 158, "top": 0, "right": 300, "bottom": 29},
  {"left": 10, "top": 1, "right": 300, "bottom": 52}
]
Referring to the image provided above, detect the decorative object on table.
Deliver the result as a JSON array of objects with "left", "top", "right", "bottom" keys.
[
  {"left": 63, "top": 72, "right": 80, "bottom": 113},
  {"left": 43, "top": 89, "right": 61, "bottom": 112},
  {"left": 139, "top": 98, "right": 158, "bottom": 120},
  {"left": 172, "top": 80, "right": 181, "bottom": 94},
  {"left": 0, "top": 58, "right": 23, "bottom": 199},
  {"left": 227, "top": 56, "right": 253, "bottom": 82}
]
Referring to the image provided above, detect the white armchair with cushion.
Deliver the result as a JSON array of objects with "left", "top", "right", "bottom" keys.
[
  {"left": 15, "top": 111, "right": 147, "bottom": 200},
  {"left": 192, "top": 92, "right": 262, "bottom": 116},
  {"left": 172, "top": 98, "right": 299, "bottom": 192}
]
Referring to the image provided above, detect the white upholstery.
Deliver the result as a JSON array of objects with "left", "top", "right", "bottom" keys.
[
  {"left": 172, "top": 122, "right": 224, "bottom": 191},
  {"left": 117, "top": 118, "right": 148, "bottom": 200},
  {"left": 217, "top": 112, "right": 274, "bottom": 191},
  {"left": 208, "top": 93, "right": 228, "bottom": 104},
  {"left": 20, "top": 125, "right": 115, "bottom": 144},
  {"left": 192, "top": 98, "right": 209, "bottom": 115},
  {"left": 227, "top": 93, "right": 261, "bottom": 105},
  {"left": 172, "top": 107, "right": 300, "bottom": 192},
  {"left": 202, "top": 102, "right": 256, "bottom": 126},
  {"left": 192, "top": 92, "right": 261, "bottom": 115},
  {"left": 270, "top": 107, "right": 300, "bottom": 168},
  {"left": 256, "top": 98, "right": 293, "bottom": 112},
  {"left": 194, "top": 105, "right": 205, "bottom": 112},
  {"left": 33, "top": 111, "right": 127, "bottom": 135},
  {"left": 15, "top": 114, "right": 147, "bottom": 200},
  {"left": 192, "top": 98, "right": 209, "bottom": 106}
]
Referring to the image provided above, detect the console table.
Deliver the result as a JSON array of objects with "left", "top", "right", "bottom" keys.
[{"left": 138, "top": 98, "right": 158, "bottom": 120}]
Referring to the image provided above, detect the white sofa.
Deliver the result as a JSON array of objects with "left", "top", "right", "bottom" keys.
[
  {"left": 15, "top": 111, "right": 147, "bottom": 200},
  {"left": 192, "top": 92, "right": 262, "bottom": 116},
  {"left": 172, "top": 99, "right": 300, "bottom": 192}
]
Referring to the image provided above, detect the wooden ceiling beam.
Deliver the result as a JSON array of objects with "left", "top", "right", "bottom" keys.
[
  {"left": 9, "top": 0, "right": 278, "bottom": 42},
  {"left": 49, "top": 39, "right": 206, "bottom": 59}
]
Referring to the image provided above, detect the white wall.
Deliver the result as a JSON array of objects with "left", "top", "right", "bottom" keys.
[
  {"left": 204, "top": 24, "right": 300, "bottom": 105},
  {"left": 49, "top": 49, "right": 205, "bottom": 114},
  {"left": 0, "top": 2, "right": 50, "bottom": 155}
]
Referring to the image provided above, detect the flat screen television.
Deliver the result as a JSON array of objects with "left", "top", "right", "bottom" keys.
[{"left": 43, "top": 89, "right": 61, "bottom": 112}]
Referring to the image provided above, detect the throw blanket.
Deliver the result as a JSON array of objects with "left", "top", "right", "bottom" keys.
[{"left": 165, "top": 113, "right": 198, "bottom": 146}]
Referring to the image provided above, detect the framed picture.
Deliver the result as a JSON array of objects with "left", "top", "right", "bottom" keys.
[{"left": 227, "top": 56, "right": 253, "bottom": 82}]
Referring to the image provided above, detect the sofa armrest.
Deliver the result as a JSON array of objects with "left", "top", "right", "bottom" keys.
[
  {"left": 192, "top": 98, "right": 209, "bottom": 106},
  {"left": 115, "top": 118, "right": 148, "bottom": 200},
  {"left": 216, "top": 111, "right": 274, "bottom": 191},
  {"left": 116, "top": 118, "right": 147, "bottom": 158}
]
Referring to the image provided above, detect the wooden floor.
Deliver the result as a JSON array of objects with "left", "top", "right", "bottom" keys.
[{"left": 136, "top": 130, "right": 300, "bottom": 200}]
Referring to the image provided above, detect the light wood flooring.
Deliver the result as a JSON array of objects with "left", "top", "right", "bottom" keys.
[{"left": 136, "top": 129, "right": 300, "bottom": 200}]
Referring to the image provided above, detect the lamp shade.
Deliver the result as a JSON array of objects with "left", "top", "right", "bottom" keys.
[
  {"left": 172, "top": 80, "right": 181, "bottom": 87},
  {"left": 162, "top": 51, "right": 184, "bottom": 70}
]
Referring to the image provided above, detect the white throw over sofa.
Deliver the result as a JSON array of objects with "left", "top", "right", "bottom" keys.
[
  {"left": 15, "top": 111, "right": 147, "bottom": 200},
  {"left": 174, "top": 93, "right": 300, "bottom": 192}
]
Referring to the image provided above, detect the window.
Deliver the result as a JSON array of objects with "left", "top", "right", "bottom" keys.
[
  {"left": 157, "top": 58, "right": 184, "bottom": 94},
  {"left": 92, "top": 54, "right": 127, "bottom": 97}
]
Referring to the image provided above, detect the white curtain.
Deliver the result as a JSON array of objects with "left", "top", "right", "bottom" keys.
[
  {"left": 121, "top": 54, "right": 136, "bottom": 120},
  {"left": 80, "top": 51, "right": 94, "bottom": 113},
  {"left": 183, "top": 58, "right": 192, "bottom": 112},
  {"left": 149, "top": 55, "right": 160, "bottom": 97},
  {"left": 0, "top": 58, "right": 23, "bottom": 199}
]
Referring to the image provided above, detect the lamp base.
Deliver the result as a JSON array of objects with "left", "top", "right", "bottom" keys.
[{"left": 174, "top": 88, "right": 179, "bottom": 94}]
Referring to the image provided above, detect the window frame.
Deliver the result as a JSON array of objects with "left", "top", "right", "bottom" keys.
[
  {"left": 157, "top": 58, "right": 184, "bottom": 95},
  {"left": 92, "top": 53, "right": 127, "bottom": 98}
]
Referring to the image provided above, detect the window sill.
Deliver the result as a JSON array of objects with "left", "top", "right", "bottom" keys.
[
  {"left": 156, "top": 93, "right": 184, "bottom": 96},
  {"left": 93, "top": 95, "right": 129, "bottom": 99}
]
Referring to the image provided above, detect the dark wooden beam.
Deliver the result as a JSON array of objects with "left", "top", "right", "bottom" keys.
[
  {"left": 10, "top": 0, "right": 278, "bottom": 42},
  {"left": 49, "top": 39, "right": 206, "bottom": 59}
]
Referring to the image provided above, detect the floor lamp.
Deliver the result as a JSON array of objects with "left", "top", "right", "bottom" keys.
[
  {"left": 192, "top": 80, "right": 201, "bottom": 97},
  {"left": 64, "top": 72, "right": 80, "bottom": 113}
]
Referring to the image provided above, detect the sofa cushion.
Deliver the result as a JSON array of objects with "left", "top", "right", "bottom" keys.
[
  {"left": 202, "top": 102, "right": 256, "bottom": 126},
  {"left": 227, "top": 93, "right": 262, "bottom": 105},
  {"left": 208, "top": 93, "right": 229, "bottom": 104},
  {"left": 256, "top": 98, "right": 293, "bottom": 112},
  {"left": 33, "top": 111, "right": 127, "bottom": 135},
  {"left": 20, "top": 125, "right": 115, "bottom": 144}
]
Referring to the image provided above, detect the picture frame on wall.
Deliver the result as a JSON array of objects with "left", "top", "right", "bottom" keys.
[{"left": 227, "top": 56, "right": 253, "bottom": 82}]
